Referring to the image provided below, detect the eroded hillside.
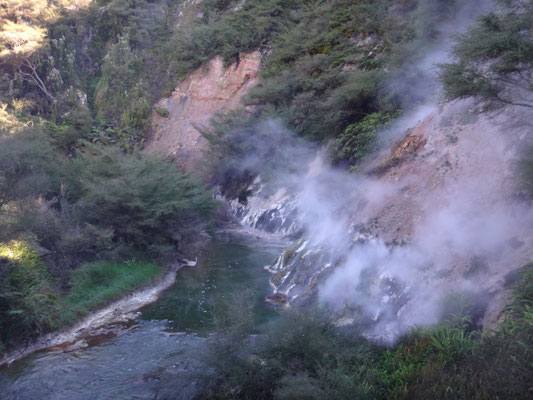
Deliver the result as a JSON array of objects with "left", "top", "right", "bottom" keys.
[{"left": 146, "top": 51, "right": 261, "bottom": 173}]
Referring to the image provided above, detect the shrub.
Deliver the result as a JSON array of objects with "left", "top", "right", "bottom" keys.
[
  {"left": 198, "top": 310, "right": 382, "bottom": 399},
  {"left": 330, "top": 111, "right": 397, "bottom": 169},
  {"left": 63, "top": 145, "right": 217, "bottom": 253},
  {"left": 155, "top": 106, "right": 170, "bottom": 118},
  {"left": 0, "top": 126, "right": 54, "bottom": 212}
]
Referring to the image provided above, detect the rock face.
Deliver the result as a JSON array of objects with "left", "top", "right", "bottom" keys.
[
  {"left": 225, "top": 177, "right": 301, "bottom": 236},
  {"left": 145, "top": 51, "right": 261, "bottom": 173}
]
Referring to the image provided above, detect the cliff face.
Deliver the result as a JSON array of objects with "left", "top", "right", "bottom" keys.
[{"left": 145, "top": 51, "right": 261, "bottom": 173}]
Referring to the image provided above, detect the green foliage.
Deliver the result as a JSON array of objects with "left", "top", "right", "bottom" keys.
[
  {"left": 169, "top": 0, "right": 304, "bottom": 78},
  {"left": 194, "top": 0, "right": 469, "bottom": 186},
  {"left": 388, "top": 270, "right": 533, "bottom": 400},
  {"left": 0, "top": 241, "right": 163, "bottom": 353},
  {"left": 93, "top": 34, "right": 153, "bottom": 149},
  {"left": 331, "top": 111, "right": 397, "bottom": 169},
  {"left": 63, "top": 145, "right": 216, "bottom": 253},
  {"left": 0, "top": 0, "right": 475, "bottom": 154},
  {"left": 199, "top": 310, "right": 382, "bottom": 400},
  {"left": 440, "top": 0, "right": 533, "bottom": 108},
  {"left": 155, "top": 106, "right": 169, "bottom": 118},
  {"left": 0, "top": 240, "right": 60, "bottom": 349},
  {"left": 0, "top": 125, "right": 54, "bottom": 212},
  {"left": 0, "top": 0, "right": 182, "bottom": 149},
  {"left": 0, "top": 120, "right": 215, "bottom": 353},
  {"left": 242, "top": 0, "right": 393, "bottom": 141},
  {"left": 61, "top": 260, "right": 161, "bottom": 321}
]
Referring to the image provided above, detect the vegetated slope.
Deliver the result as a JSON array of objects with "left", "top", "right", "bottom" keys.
[
  {"left": 187, "top": 0, "right": 493, "bottom": 192},
  {"left": 0, "top": 0, "right": 216, "bottom": 355}
]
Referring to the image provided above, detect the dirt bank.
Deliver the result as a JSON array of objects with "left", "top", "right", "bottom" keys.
[{"left": 145, "top": 51, "right": 261, "bottom": 174}]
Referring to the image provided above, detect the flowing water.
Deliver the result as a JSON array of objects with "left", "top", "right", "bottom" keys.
[{"left": 0, "top": 231, "right": 284, "bottom": 400}]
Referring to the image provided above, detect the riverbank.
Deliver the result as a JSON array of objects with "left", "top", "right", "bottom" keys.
[
  {"left": 0, "top": 261, "right": 191, "bottom": 367},
  {"left": 0, "top": 233, "right": 284, "bottom": 399}
]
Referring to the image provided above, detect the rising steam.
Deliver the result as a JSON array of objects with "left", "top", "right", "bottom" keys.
[{"left": 230, "top": 0, "right": 533, "bottom": 342}]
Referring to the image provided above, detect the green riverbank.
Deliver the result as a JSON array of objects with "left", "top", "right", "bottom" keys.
[{"left": 0, "top": 243, "right": 163, "bottom": 356}]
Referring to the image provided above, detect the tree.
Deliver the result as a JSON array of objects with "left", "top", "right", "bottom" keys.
[
  {"left": 439, "top": 0, "right": 533, "bottom": 108},
  {"left": 0, "top": 127, "right": 53, "bottom": 210},
  {"left": 63, "top": 145, "right": 217, "bottom": 252},
  {"left": 0, "top": 0, "right": 54, "bottom": 101}
]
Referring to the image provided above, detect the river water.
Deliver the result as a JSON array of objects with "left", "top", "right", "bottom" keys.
[{"left": 0, "top": 231, "right": 284, "bottom": 399}]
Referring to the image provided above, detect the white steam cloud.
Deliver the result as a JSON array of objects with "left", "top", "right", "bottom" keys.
[{"left": 230, "top": 0, "right": 533, "bottom": 342}]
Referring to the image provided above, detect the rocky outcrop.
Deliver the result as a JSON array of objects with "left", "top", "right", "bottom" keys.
[
  {"left": 224, "top": 177, "right": 300, "bottom": 236},
  {"left": 145, "top": 51, "right": 261, "bottom": 174}
]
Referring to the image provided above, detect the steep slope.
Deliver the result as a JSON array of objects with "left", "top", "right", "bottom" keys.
[
  {"left": 262, "top": 101, "right": 533, "bottom": 341},
  {"left": 145, "top": 51, "right": 261, "bottom": 173}
]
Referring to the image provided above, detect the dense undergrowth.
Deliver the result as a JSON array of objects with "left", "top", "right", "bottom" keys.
[{"left": 195, "top": 266, "right": 533, "bottom": 400}]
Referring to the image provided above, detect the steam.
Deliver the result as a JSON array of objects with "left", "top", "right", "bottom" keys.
[
  {"left": 316, "top": 165, "right": 533, "bottom": 341},
  {"left": 386, "top": 0, "right": 495, "bottom": 109},
  {"left": 228, "top": 0, "right": 533, "bottom": 342}
]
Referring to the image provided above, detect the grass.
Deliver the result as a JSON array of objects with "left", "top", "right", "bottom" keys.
[
  {"left": 1, "top": 241, "right": 164, "bottom": 354},
  {"left": 61, "top": 260, "right": 162, "bottom": 322}
]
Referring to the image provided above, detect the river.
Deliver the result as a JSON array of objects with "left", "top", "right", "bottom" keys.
[{"left": 0, "top": 231, "right": 285, "bottom": 399}]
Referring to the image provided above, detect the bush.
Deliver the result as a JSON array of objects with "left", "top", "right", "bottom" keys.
[
  {"left": 155, "top": 106, "right": 170, "bottom": 118},
  {"left": 63, "top": 145, "right": 217, "bottom": 253},
  {"left": 0, "top": 126, "right": 54, "bottom": 213},
  {"left": 198, "top": 310, "right": 382, "bottom": 399},
  {"left": 331, "top": 111, "right": 397, "bottom": 169}
]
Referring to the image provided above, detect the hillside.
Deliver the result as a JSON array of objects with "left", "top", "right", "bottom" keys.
[{"left": 1, "top": 0, "right": 533, "bottom": 399}]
